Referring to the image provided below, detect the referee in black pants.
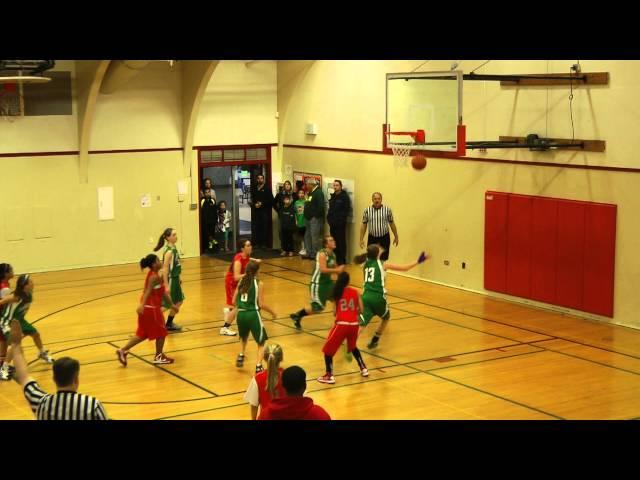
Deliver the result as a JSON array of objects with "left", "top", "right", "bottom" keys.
[{"left": 359, "top": 192, "right": 399, "bottom": 261}]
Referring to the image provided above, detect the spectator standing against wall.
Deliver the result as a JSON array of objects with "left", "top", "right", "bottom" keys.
[
  {"left": 277, "top": 195, "right": 296, "bottom": 256},
  {"left": 273, "top": 180, "right": 294, "bottom": 253},
  {"left": 302, "top": 177, "right": 324, "bottom": 260},
  {"left": 327, "top": 179, "right": 351, "bottom": 265},
  {"left": 294, "top": 189, "right": 307, "bottom": 256},
  {"left": 250, "top": 174, "right": 273, "bottom": 249}
]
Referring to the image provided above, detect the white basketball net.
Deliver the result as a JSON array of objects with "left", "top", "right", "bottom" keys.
[
  {"left": 388, "top": 132, "right": 415, "bottom": 166},
  {"left": 390, "top": 143, "right": 412, "bottom": 163}
]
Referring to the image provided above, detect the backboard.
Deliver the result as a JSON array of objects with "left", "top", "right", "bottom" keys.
[{"left": 385, "top": 70, "right": 465, "bottom": 156}]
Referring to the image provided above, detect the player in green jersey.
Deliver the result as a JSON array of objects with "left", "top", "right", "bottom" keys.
[
  {"left": 233, "top": 261, "right": 277, "bottom": 374},
  {"left": 290, "top": 236, "right": 345, "bottom": 329},
  {"left": 0, "top": 274, "right": 55, "bottom": 380},
  {"left": 354, "top": 244, "right": 429, "bottom": 349},
  {"left": 154, "top": 228, "right": 184, "bottom": 332}
]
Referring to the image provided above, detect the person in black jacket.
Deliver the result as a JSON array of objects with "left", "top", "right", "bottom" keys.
[
  {"left": 200, "top": 188, "right": 218, "bottom": 251},
  {"left": 278, "top": 195, "right": 296, "bottom": 256},
  {"left": 327, "top": 180, "right": 351, "bottom": 265},
  {"left": 303, "top": 177, "right": 325, "bottom": 259},
  {"left": 273, "top": 181, "right": 294, "bottom": 252},
  {"left": 250, "top": 174, "right": 273, "bottom": 249}
]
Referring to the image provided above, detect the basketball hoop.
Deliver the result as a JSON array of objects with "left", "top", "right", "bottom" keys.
[{"left": 387, "top": 130, "right": 425, "bottom": 165}]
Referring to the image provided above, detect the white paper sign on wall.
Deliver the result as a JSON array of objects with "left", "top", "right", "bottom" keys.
[{"left": 98, "top": 186, "right": 114, "bottom": 221}]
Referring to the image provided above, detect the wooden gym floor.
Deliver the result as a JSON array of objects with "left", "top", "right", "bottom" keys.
[{"left": 2, "top": 255, "right": 640, "bottom": 420}]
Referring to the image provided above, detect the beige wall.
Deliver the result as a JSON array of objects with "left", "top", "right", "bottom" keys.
[
  {"left": 277, "top": 60, "right": 640, "bottom": 329},
  {"left": 194, "top": 60, "right": 277, "bottom": 146},
  {"left": 1, "top": 60, "right": 278, "bottom": 273},
  {"left": 0, "top": 151, "right": 196, "bottom": 274},
  {"left": 91, "top": 62, "right": 182, "bottom": 150}
]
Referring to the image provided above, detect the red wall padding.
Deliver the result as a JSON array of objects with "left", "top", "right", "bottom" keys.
[
  {"left": 556, "top": 201, "right": 586, "bottom": 310},
  {"left": 530, "top": 197, "right": 558, "bottom": 305},
  {"left": 583, "top": 204, "right": 617, "bottom": 317},
  {"left": 484, "top": 192, "right": 509, "bottom": 293},
  {"left": 505, "top": 195, "right": 532, "bottom": 298},
  {"left": 484, "top": 191, "right": 616, "bottom": 317}
]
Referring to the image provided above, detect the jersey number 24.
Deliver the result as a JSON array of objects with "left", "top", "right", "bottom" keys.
[{"left": 339, "top": 298, "right": 356, "bottom": 311}]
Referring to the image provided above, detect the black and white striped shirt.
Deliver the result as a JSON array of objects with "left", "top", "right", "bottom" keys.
[
  {"left": 24, "top": 381, "right": 108, "bottom": 420},
  {"left": 362, "top": 205, "right": 394, "bottom": 237}
]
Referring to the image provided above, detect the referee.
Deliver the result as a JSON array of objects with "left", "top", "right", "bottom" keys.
[
  {"left": 9, "top": 320, "right": 108, "bottom": 420},
  {"left": 359, "top": 192, "right": 399, "bottom": 261}
]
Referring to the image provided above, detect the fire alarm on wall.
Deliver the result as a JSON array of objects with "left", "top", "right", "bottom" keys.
[{"left": 305, "top": 123, "right": 318, "bottom": 135}]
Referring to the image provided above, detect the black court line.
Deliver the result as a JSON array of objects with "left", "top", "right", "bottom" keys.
[
  {"left": 102, "top": 396, "right": 215, "bottom": 405},
  {"left": 390, "top": 302, "right": 551, "bottom": 344},
  {"left": 106, "top": 341, "right": 219, "bottom": 397},
  {"left": 31, "top": 264, "right": 231, "bottom": 288},
  {"left": 32, "top": 270, "right": 230, "bottom": 294},
  {"left": 263, "top": 269, "right": 534, "bottom": 345},
  {"left": 263, "top": 261, "right": 640, "bottom": 362},
  {"left": 30, "top": 288, "right": 141, "bottom": 325},
  {"left": 156, "top": 370, "right": 431, "bottom": 420},
  {"left": 157, "top": 401, "right": 249, "bottom": 420},
  {"left": 524, "top": 342, "right": 640, "bottom": 379},
  {"left": 19, "top": 260, "right": 638, "bottom": 420},
  {"left": 421, "top": 348, "right": 546, "bottom": 373},
  {"left": 425, "top": 370, "right": 564, "bottom": 420},
  {"left": 30, "top": 271, "right": 235, "bottom": 326},
  {"left": 30, "top": 265, "right": 288, "bottom": 327}
]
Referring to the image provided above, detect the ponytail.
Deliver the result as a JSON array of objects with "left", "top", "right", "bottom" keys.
[
  {"left": 354, "top": 244, "right": 380, "bottom": 264},
  {"left": 237, "top": 261, "right": 260, "bottom": 296},
  {"left": 263, "top": 343, "right": 284, "bottom": 398},
  {"left": 154, "top": 228, "right": 173, "bottom": 252},
  {"left": 332, "top": 271, "right": 350, "bottom": 302},
  {"left": 13, "top": 274, "right": 30, "bottom": 301},
  {"left": 140, "top": 254, "right": 158, "bottom": 270},
  {"left": 353, "top": 253, "right": 368, "bottom": 264}
]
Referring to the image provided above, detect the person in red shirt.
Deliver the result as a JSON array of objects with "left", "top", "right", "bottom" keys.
[
  {"left": 317, "top": 272, "right": 368, "bottom": 384},
  {"left": 258, "top": 366, "right": 331, "bottom": 420},
  {"left": 115, "top": 254, "right": 180, "bottom": 366},
  {"left": 221, "top": 239, "right": 261, "bottom": 336},
  {"left": 244, "top": 343, "right": 286, "bottom": 420},
  {"left": 0, "top": 263, "right": 13, "bottom": 380}
]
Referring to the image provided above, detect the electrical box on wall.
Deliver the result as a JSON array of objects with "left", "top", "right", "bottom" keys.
[{"left": 305, "top": 123, "right": 318, "bottom": 135}]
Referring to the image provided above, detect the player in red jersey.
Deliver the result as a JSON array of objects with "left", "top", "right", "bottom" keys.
[
  {"left": 115, "top": 254, "right": 180, "bottom": 367},
  {"left": 317, "top": 271, "right": 369, "bottom": 384},
  {"left": 243, "top": 343, "right": 286, "bottom": 420},
  {"left": 221, "top": 239, "right": 261, "bottom": 336},
  {"left": 0, "top": 263, "right": 13, "bottom": 380}
]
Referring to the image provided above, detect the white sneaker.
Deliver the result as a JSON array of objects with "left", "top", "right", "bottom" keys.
[
  {"left": 0, "top": 364, "right": 10, "bottom": 381},
  {"left": 361, "top": 368, "right": 369, "bottom": 377},
  {"left": 220, "top": 326, "right": 237, "bottom": 336},
  {"left": 38, "top": 350, "right": 54, "bottom": 364},
  {"left": 153, "top": 353, "right": 174, "bottom": 365},
  {"left": 299, "top": 249, "right": 307, "bottom": 256}
]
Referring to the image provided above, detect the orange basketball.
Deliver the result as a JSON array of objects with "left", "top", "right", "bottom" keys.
[{"left": 411, "top": 154, "right": 427, "bottom": 170}]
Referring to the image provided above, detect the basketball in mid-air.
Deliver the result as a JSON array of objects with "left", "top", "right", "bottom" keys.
[{"left": 411, "top": 154, "right": 427, "bottom": 170}]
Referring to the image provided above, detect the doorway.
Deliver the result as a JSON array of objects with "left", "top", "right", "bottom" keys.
[{"left": 197, "top": 146, "right": 272, "bottom": 256}]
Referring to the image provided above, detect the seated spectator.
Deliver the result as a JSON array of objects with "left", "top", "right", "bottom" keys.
[{"left": 258, "top": 365, "right": 331, "bottom": 420}]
